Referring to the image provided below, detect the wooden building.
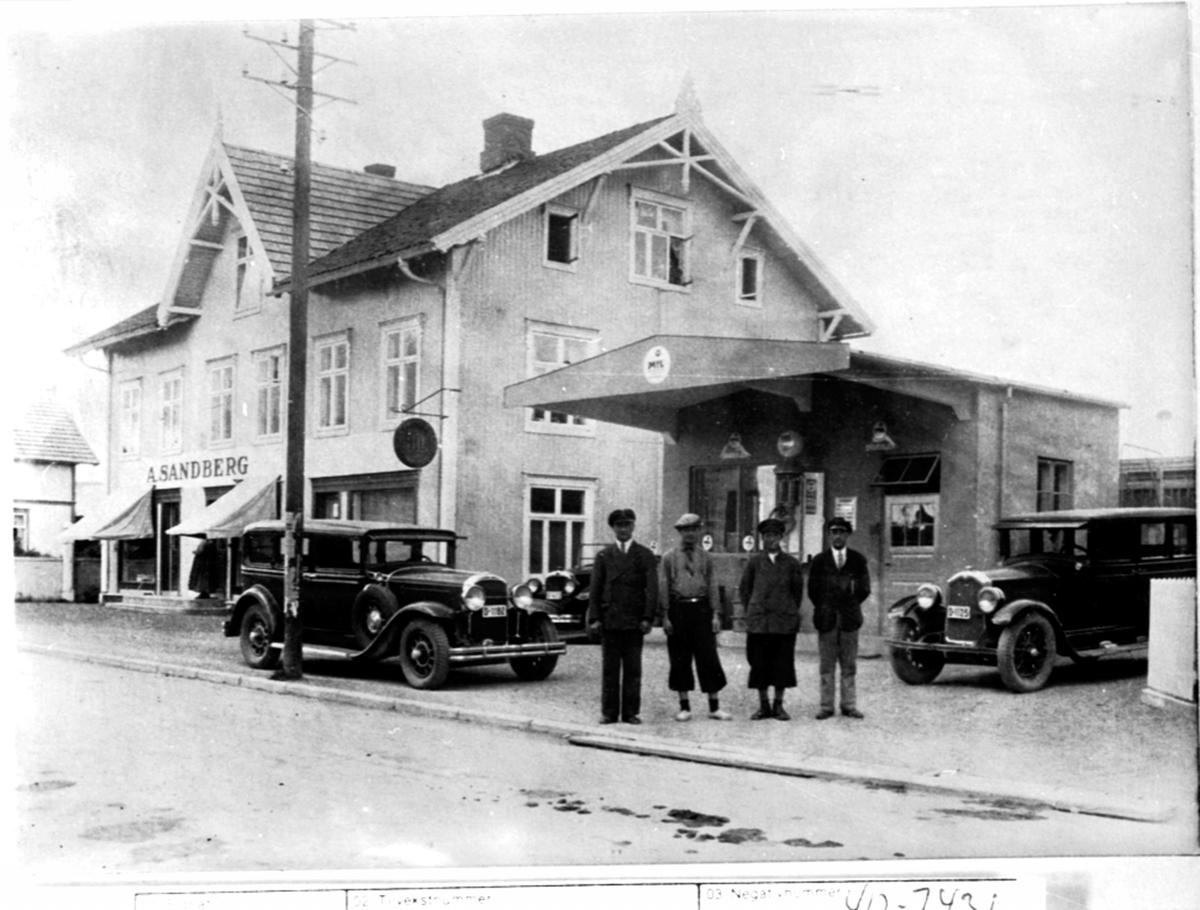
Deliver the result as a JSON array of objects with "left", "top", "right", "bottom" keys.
[{"left": 64, "top": 88, "right": 1121, "bottom": 633}]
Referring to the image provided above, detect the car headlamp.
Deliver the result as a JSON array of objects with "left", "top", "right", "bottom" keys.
[
  {"left": 510, "top": 584, "right": 534, "bottom": 609},
  {"left": 563, "top": 579, "right": 577, "bottom": 596},
  {"left": 915, "top": 584, "right": 941, "bottom": 610},
  {"left": 978, "top": 586, "right": 1004, "bottom": 613},
  {"left": 524, "top": 577, "right": 544, "bottom": 597},
  {"left": 463, "top": 584, "right": 487, "bottom": 611}
]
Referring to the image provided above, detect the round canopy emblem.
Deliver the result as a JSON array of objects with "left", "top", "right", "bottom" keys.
[
  {"left": 393, "top": 418, "right": 439, "bottom": 468},
  {"left": 643, "top": 344, "right": 671, "bottom": 385}
]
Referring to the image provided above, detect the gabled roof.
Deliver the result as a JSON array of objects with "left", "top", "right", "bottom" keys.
[
  {"left": 63, "top": 303, "right": 197, "bottom": 356},
  {"left": 289, "top": 116, "right": 672, "bottom": 289},
  {"left": 286, "top": 107, "right": 874, "bottom": 340},
  {"left": 13, "top": 394, "right": 98, "bottom": 465}
]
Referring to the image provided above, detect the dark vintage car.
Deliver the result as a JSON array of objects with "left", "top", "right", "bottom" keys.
[
  {"left": 223, "top": 519, "right": 566, "bottom": 689},
  {"left": 525, "top": 562, "right": 597, "bottom": 643},
  {"left": 886, "top": 507, "right": 1196, "bottom": 692}
]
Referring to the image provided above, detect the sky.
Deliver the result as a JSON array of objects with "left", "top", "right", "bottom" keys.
[{"left": 3, "top": 1, "right": 1195, "bottom": 462}]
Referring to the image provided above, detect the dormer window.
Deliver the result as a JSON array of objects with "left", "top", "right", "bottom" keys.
[
  {"left": 544, "top": 204, "right": 579, "bottom": 270},
  {"left": 630, "top": 188, "right": 690, "bottom": 290}
]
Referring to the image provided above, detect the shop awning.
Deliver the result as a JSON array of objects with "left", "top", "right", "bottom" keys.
[
  {"left": 503, "top": 335, "right": 850, "bottom": 436},
  {"left": 60, "top": 487, "right": 154, "bottom": 541},
  {"left": 166, "top": 475, "right": 280, "bottom": 539}
]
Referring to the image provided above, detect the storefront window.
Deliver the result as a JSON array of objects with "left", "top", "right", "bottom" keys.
[
  {"left": 689, "top": 465, "right": 761, "bottom": 553},
  {"left": 886, "top": 495, "right": 939, "bottom": 552}
]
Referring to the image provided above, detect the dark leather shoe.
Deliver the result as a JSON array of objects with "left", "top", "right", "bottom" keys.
[
  {"left": 623, "top": 716, "right": 642, "bottom": 725},
  {"left": 750, "top": 707, "right": 774, "bottom": 720},
  {"left": 841, "top": 708, "right": 865, "bottom": 719},
  {"left": 773, "top": 706, "right": 791, "bottom": 721},
  {"left": 814, "top": 709, "right": 834, "bottom": 720},
  {"left": 600, "top": 716, "right": 618, "bottom": 725}
]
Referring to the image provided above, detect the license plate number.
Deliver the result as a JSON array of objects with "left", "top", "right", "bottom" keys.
[
  {"left": 947, "top": 604, "right": 972, "bottom": 620},
  {"left": 483, "top": 605, "right": 507, "bottom": 618}
]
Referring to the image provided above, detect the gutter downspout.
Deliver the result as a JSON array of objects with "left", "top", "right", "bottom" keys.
[
  {"left": 998, "top": 386, "right": 1013, "bottom": 531},
  {"left": 439, "top": 243, "right": 475, "bottom": 531}
]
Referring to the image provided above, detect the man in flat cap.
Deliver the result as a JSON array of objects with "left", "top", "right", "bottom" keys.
[
  {"left": 807, "top": 516, "right": 871, "bottom": 720},
  {"left": 738, "top": 517, "right": 805, "bottom": 720},
  {"left": 587, "top": 509, "right": 658, "bottom": 724},
  {"left": 659, "top": 513, "right": 730, "bottom": 721}
]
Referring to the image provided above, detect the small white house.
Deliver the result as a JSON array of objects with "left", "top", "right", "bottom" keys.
[{"left": 12, "top": 393, "right": 99, "bottom": 600}]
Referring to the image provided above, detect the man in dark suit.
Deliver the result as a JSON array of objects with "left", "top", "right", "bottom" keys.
[
  {"left": 738, "top": 517, "right": 805, "bottom": 720},
  {"left": 806, "top": 516, "right": 871, "bottom": 720},
  {"left": 587, "top": 509, "right": 658, "bottom": 724}
]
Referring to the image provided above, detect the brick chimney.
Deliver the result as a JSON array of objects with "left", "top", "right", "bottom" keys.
[
  {"left": 480, "top": 113, "right": 534, "bottom": 173},
  {"left": 364, "top": 163, "right": 396, "bottom": 178}
]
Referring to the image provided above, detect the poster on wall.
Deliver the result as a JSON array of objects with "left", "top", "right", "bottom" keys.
[{"left": 834, "top": 496, "right": 858, "bottom": 531}]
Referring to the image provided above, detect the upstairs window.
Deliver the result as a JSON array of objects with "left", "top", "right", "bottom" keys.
[
  {"left": 631, "top": 189, "right": 690, "bottom": 289},
  {"left": 159, "top": 369, "right": 183, "bottom": 454},
  {"left": 382, "top": 319, "right": 421, "bottom": 420},
  {"left": 255, "top": 347, "right": 284, "bottom": 440},
  {"left": 526, "top": 323, "right": 598, "bottom": 435},
  {"left": 1037, "top": 458, "right": 1073, "bottom": 512},
  {"left": 118, "top": 379, "right": 142, "bottom": 457},
  {"left": 208, "top": 359, "right": 235, "bottom": 446},
  {"left": 737, "top": 250, "right": 763, "bottom": 306},
  {"left": 13, "top": 508, "right": 30, "bottom": 554},
  {"left": 316, "top": 336, "right": 350, "bottom": 433},
  {"left": 235, "top": 234, "right": 259, "bottom": 313},
  {"left": 544, "top": 204, "right": 579, "bottom": 270}
]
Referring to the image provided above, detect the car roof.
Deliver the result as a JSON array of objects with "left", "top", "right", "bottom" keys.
[
  {"left": 242, "top": 519, "right": 463, "bottom": 540},
  {"left": 994, "top": 506, "right": 1196, "bottom": 530}
]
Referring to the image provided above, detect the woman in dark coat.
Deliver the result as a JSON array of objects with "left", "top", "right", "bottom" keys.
[{"left": 737, "top": 518, "right": 805, "bottom": 720}]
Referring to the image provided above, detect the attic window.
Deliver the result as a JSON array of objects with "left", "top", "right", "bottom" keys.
[
  {"left": 737, "top": 250, "right": 763, "bottom": 307},
  {"left": 235, "top": 234, "right": 259, "bottom": 313},
  {"left": 630, "top": 188, "right": 690, "bottom": 290},
  {"left": 544, "top": 204, "right": 578, "bottom": 270},
  {"left": 871, "top": 454, "right": 941, "bottom": 489}
]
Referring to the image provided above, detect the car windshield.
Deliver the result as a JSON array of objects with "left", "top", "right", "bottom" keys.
[
  {"left": 363, "top": 537, "right": 451, "bottom": 567},
  {"left": 1000, "top": 527, "right": 1088, "bottom": 559}
]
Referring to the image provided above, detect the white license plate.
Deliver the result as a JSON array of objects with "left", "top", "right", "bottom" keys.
[
  {"left": 546, "top": 591, "right": 562, "bottom": 600},
  {"left": 947, "top": 605, "right": 972, "bottom": 620},
  {"left": 483, "top": 605, "right": 507, "bottom": 618}
]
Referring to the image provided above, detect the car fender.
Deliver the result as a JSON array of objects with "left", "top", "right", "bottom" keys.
[
  {"left": 225, "top": 585, "right": 282, "bottom": 638},
  {"left": 350, "top": 601, "right": 454, "bottom": 662},
  {"left": 526, "top": 598, "right": 558, "bottom": 617},
  {"left": 886, "top": 594, "right": 920, "bottom": 620},
  {"left": 993, "top": 598, "right": 1059, "bottom": 629}
]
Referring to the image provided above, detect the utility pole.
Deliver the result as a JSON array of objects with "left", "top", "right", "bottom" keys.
[{"left": 244, "top": 20, "right": 356, "bottom": 680}]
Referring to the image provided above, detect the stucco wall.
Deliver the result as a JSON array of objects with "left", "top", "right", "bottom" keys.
[{"left": 14, "top": 556, "right": 66, "bottom": 600}]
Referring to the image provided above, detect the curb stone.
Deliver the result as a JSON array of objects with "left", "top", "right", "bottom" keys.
[{"left": 19, "top": 641, "right": 1171, "bottom": 824}]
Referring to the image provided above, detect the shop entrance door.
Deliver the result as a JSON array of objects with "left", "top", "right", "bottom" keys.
[
  {"left": 156, "top": 499, "right": 181, "bottom": 594},
  {"left": 880, "top": 494, "right": 941, "bottom": 625}
]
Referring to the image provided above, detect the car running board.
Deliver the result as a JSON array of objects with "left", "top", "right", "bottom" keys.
[{"left": 1071, "top": 641, "right": 1150, "bottom": 660}]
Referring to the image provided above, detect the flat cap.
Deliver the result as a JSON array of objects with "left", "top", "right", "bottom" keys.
[
  {"left": 608, "top": 508, "right": 637, "bottom": 526},
  {"left": 674, "top": 512, "right": 703, "bottom": 529},
  {"left": 757, "top": 517, "right": 787, "bottom": 535},
  {"left": 826, "top": 516, "right": 853, "bottom": 533}
]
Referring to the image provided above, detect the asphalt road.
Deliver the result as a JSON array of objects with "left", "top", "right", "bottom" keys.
[{"left": 15, "top": 651, "right": 1195, "bottom": 880}]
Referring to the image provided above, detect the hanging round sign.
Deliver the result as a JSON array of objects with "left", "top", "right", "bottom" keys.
[
  {"left": 393, "top": 417, "right": 439, "bottom": 468},
  {"left": 643, "top": 344, "right": 671, "bottom": 385}
]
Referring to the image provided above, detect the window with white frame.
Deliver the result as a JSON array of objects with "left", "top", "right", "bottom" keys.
[
  {"left": 254, "top": 347, "right": 284, "bottom": 440},
  {"left": 316, "top": 335, "right": 350, "bottom": 433},
  {"left": 208, "top": 359, "right": 235, "bottom": 446},
  {"left": 118, "top": 379, "right": 142, "bottom": 457},
  {"left": 159, "top": 369, "right": 183, "bottom": 454},
  {"left": 737, "top": 250, "right": 763, "bottom": 306},
  {"left": 525, "top": 481, "right": 592, "bottom": 576},
  {"left": 886, "top": 494, "right": 939, "bottom": 553},
  {"left": 13, "top": 508, "right": 30, "bottom": 554},
  {"left": 630, "top": 188, "right": 690, "bottom": 289},
  {"left": 381, "top": 319, "right": 421, "bottom": 421},
  {"left": 526, "top": 323, "right": 598, "bottom": 434},
  {"left": 544, "top": 204, "right": 579, "bottom": 269},
  {"left": 235, "top": 234, "right": 259, "bottom": 312}
]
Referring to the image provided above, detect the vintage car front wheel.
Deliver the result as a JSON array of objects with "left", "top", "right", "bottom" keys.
[
  {"left": 997, "top": 612, "right": 1058, "bottom": 693},
  {"left": 398, "top": 618, "right": 451, "bottom": 689},
  {"left": 889, "top": 617, "right": 944, "bottom": 685},
  {"left": 510, "top": 613, "right": 561, "bottom": 681},
  {"left": 239, "top": 602, "right": 280, "bottom": 670}
]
